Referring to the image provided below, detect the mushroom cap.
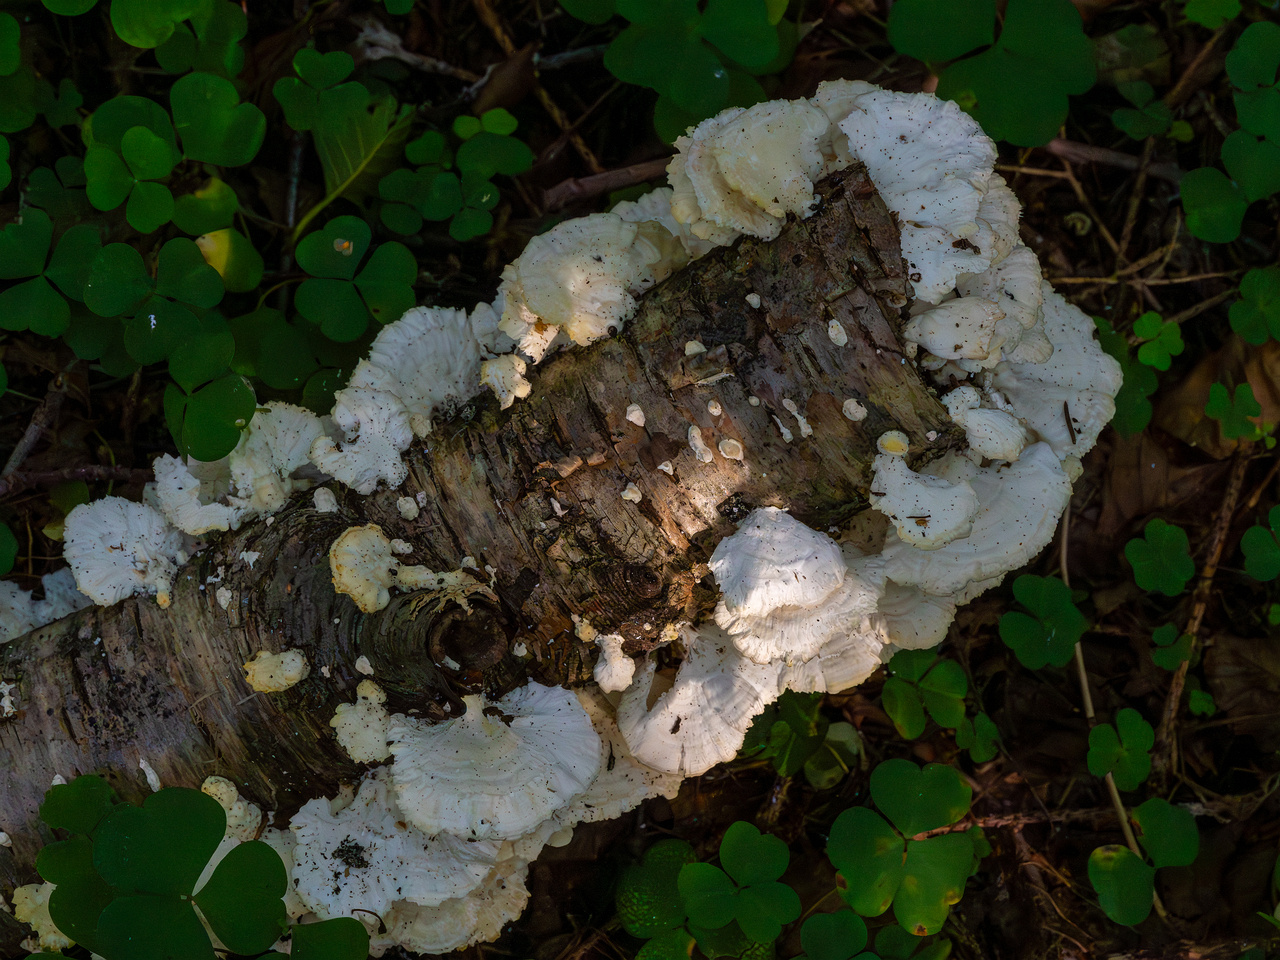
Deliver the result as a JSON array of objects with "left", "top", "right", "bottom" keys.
[
  {"left": 872, "top": 579, "right": 957, "bottom": 654},
  {"left": 389, "top": 683, "right": 602, "bottom": 840},
  {"left": 681, "top": 108, "right": 782, "bottom": 240},
  {"left": 311, "top": 387, "right": 413, "bottom": 495},
  {"left": 480, "top": 354, "right": 532, "bottom": 410},
  {"left": 868, "top": 452, "right": 981, "bottom": 550},
  {"left": 616, "top": 626, "right": 782, "bottom": 776},
  {"left": 243, "top": 649, "right": 310, "bottom": 693},
  {"left": 329, "top": 524, "right": 398, "bottom": 613},
  {"left": 331, "top": 679, "right": 392, "bottom": 763},
  {"left": 612, "top": 186, "right": 716, "bottom": 261},
  {"left": 13, "top": 882, "right": 72, "bottom": 952},
  {"left": 592, "top": 632, "right": 636, "bottom": 693},
  {"left": 882, "top": 441, "right": 1072, "bottom": 596},
  {"left": 942, "top": 385, "right": 1031, "bottom": 463},
  {"left": 290, "top": 770, "right": 501, "bottom": 922},
  {"left": 63, "top": 497, "right": 185, "bottom": 607},
  {"left": 709, "top": 99, "right": 830, "bottom": 220},
  {"left": 958, "top": 244, "right": 1044, "bottom": 334},
  {"left": 992, "top": 284, "right": 1123, "bottom": 459},
  {"left": 151, "top": 453, "right": 242, "bottom": 535},
  {"left": 709, "top": 506, "right": 846, "bottom": 620},
  {"left": 903, "top": 297, "right": 1005, "bottom": 362},
  {"left": 228, "top": 402, "right": 326, "bottom": 515}
]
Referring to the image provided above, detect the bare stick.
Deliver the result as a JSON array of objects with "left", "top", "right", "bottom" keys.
[
  {"left": 542, "top": 158, "right": 671, "bottom": 211},
  {"left": 0, "top": 465, "right": 154, "bottom": 500},
  {"left": 2, "top": 373, "right": 70, "bottom": 480}
]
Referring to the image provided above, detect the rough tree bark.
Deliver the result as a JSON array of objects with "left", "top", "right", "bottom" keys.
[{"left": 0, "top": 165, "right": 961, "bottom": 952}]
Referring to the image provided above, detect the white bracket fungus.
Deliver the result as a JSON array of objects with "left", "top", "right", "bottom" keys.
[
  {"left": 942, "top": 385, "right": 1031, "bottom": 463},
  {"left": 687, "top": 425, "right": 715, "bottom": 463},
  {"left": 388, "top": 684, "right": 601, "bottom": 840},
  {"left": 243, "top": 649, "right": 310, "bottom": 693},
  {"left": 0, "top": 568, "right": 90, "bottom": 645},
  {"left": 63, "top": 497, "right": 186, "bottom": 608},
  {"left": 329, "top": 524, "right": 475, "bottom": 614},
  {"left": 869, "top": 434, "right": 980, "bottom": 550},
  {"left": 331, "top": 679, "right": 392, "bottom": 763},
  {"left": 480, "top": 354, "right": 532, "bottom": 410}
]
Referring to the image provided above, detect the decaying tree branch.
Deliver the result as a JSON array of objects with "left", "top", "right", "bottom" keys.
[{"left": 0, "top": 166, "right": 960, "bottom": 952}]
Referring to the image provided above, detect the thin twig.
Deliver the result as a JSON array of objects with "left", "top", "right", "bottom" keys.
[
  {"left": 470, "top": 0, "right": 605, "bottom": 174},
  {"left": 1042, "top": 139, "right": 1182, "bottom": 183},
  {"left": 0, "top": 465, "right": 154, "bottom": 500},
  {"left": 1048, "top": 271, "right": 1241, "bottom": 286},
  {"left": 1058, "top": 160, "right": 1120, "bottom": 255},
  {"left": 542, "top": 158, "right": 671, "bottom": 211},
  {"left": 2, "top": 373, "right": 71, "bottom": 480},
  {"left": 1165, "top": 287, "right": 1237, "bottom": 325},
  {"left": 1164, "top": 25, "right": 1230, "bottom": 109},
  {"left": 1152, "top": 454, "right": 1250, "bottom": 785},
  {"left": 1117, "top": 138, "right": 1155, "bottom": 265}
]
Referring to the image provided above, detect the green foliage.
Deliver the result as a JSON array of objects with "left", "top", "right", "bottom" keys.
[
  {"left": 680, "top": 822, "right": 800, "bottom": 943},
  {"left": 954, "top": 712, "right": 1000, "bottom": 763},
  {"left": 293, "top": 215, "right": 416, "bottom": 342},
  {"left": 1230, "top": 267, "right": 1280, "bottom": 344},
  {"left": 998, "top": 574, "right": 1087, "bottom": 669},
  {"left": 1124, "top": 518, "right": 1195, "bottom": 596},
  {"left": 156, "top": 1, "right": 248, "bottom": 79},
  {"left": 798, "top": 910, "right": 867, "bottom": 960},
  {"left": 0, "top": 14, "right": 18, "bottom": 77},
  {"left": 0, "top": 521, "right": 17, "bottom": 575},
  {"left": 110, "top": 0, "right": 203, "bottom": 49},
  {"left": 1088, "top": 845, "right": 1155, "bottom": 925},
  {"left": 1181, "top": 0, "right": 1240, "bottom": 28},
  {"left": 1204, "top": 381, "right": 1263, "bottom": 440},
  {"left": 617, "top": 838, "right": 699, "bottom": 938},
  {"left": 881, "top": 649, "right": 968, "bottom": 737},
  {"left": 0, "top": 136, "right": 10, "bottom": 191},
  {"left": 1112, "top": 81, "right": 1174, "bottom": 140},
  {"left": 1227, "top": 22, "right": 1280, "bottom": 143},
  {"left": 890, "top": 0, "right": 1095, "bottom": 146},
  {"left": 1086, "top": 707, "right": 1154, "bottom": 790},
  {"left": 1150, "top": 623, "right": 1193, "bottom": 671},
  {"left": 741, "top": 692, "right": 863, "bottom": 789},
  {"left": 1242, "top": 505, "right": 1280, "bottom": 581},
  {"left": 1095, "top": 317, "right": 1157, "bottom": 435},
  {"left": 0, "top": 209, "right": 101, "bottom": 337},
  {"left": 1132, "top": 798, "right": 1199, "bottom": 869},
  {"left": 1132, "top": 311, "right": 1183, "bottom": 370},
  {"left": 171, "top": 71, "right": 266, "bottom": 166},
  {"left": 1188, "top": 687, "right": 1217, "bottom": 716},
  {"left": 33, "top": 777, "right": 367, "bottom": 960},
  {"left": 827, "top": 760, "right": 976, "bottom": 935},
  {"left": 380, "top": 110, "right": 534, "bottom": 241},
  {"left": 1180, "top": 166, "right": 1249, "bottom": 243},
  {"left": 563, "top": 0, "right": 793, "bottom": 142}
]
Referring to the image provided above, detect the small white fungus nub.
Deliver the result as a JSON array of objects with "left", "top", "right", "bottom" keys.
[
  {"left": 827, "top": 319, "right": 848, "bottom": 346},
  {"left": 688, "top": 425, "right": 715, "bottom": 464},
  {"left": 621, "top": 482, "right": 643, "bottom": 503},
  {"left": 843, "top": 398, "right": 868, "bottom": 422},
  {"left": 243, "top": 649, "right": 310, "bottom": 693},
  {"left": 397, "top": 496, "right": 420, "bottom": 520},
  {"left": 313, "top": 487, "right": 338, "bottom": 513},
  {"left": 329, "top": 524, "right": 451, "bottom": 614},
  {"left": 625, "top": 403, "right": 646, "bottom": 426},
  {"left": 745, "top": 293, "right": 762, "bottom": 308},
  {"left": 388, "top": 683, "right": 602, "bottom": 840},
  {"left": 684, "top": 340, "right": 707, "bottom": 356},
  {"left": 331, "top": 679, "right": 392, "bottom": 763},
  {"left": 718, "top": 438, "right": 744, "bottom": 461},
  {"left": 593, "top": 633, "right": 635, "bottom": 693},
  {"left": 707, "top": 399, "right": 722, "bottom": 416},
  {"left": 480, "top": 354, "right": 532, "bottom": 410}
]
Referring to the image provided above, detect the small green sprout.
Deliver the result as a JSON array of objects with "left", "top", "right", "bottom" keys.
[
  {"left": 1111, "top": 81, "right": 1174, "bottom": 140},
  {"left": 1150, "top": 623, "right": 1193, "bottom": 671},
  {"left": 998, "top": 574, "right": 1088, "bottom": 669},
  {"left": 0, "top": 208, "right": 101, "bottom": 337},
  {"left": 1132, "top": 311, "right": 1183, "bottom": 370},
  {"left": 1205, "top": 381, "right": 1263, "bottom": 440},
  {"left": 293, "top": 216, "right": 416, "bottom": 342},
  {"left": 1095, "top": 317, "right": 1157, "bottom": 436},
  {"left": 1124, "top": 518, "right": 1195, "bottom": 596},
  {"left": 1229, "top": 266, "right": 1280, "bottom": 345},
  {"left": 954, "top": 712, "right": 1001, "bottom": 763},
  {"left": 1188, "top": 687, "right": 1217, "bottom": 716},
  {"left": 1241, "top": 506, "right": 1280, "bottom": 581},
  {"left": 881, "top": 649, "right": 968, "bottom": 737},
  {"left": 1086, "top": 707, "right": 1154, "bottom": 790},
  {"left": 827, "top": 759, "right": 976, "bottom": 935}
]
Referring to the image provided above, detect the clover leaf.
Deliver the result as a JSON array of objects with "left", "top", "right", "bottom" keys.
[
  {"left": 1241, "top": 505, "right": 1280, "bottom": 581},
  {"left": 1227, "top": 22, "right": 1280, "bottom": 143},
  {"left": 1182, "top": 0, "right": 1240, "bottom": 28},
  {"left": 1150, "top": 623, "right": 1193, "bottom": 671},
  {"left": 164, "top": 372, "right": 256, "bottom": 461},
  {"left": 998, "top": 574, "right": 1087, "bottom": 669},
  {"left": 1132, "top": 798, "right": 1199, "bottom": 869},
  {"left": 1088, "top": 845, "right": 1155, "bottom": 925},
  {"left": 1087, "top": 707, "right": 1154, "bottom": 790},
  {"left": 1221, "top": 130, "right": 1280, "bottom": 203},
  {"left": 0, "top": 13, "right": 19, "bottom": 77},
  {"left": 39, "top": 775, "right": 118, "bottom": 835},
  {"left": 616, "top": 838, "right": 697, "bottom": 938},
  {"left": 828, "top": 761, "right": 975, "bottom": 935},
  {"left": 955, "top": 712, "right": 1000, "bottom": 763},
  {"left": 83, "top": 96, "right": 182, "bottom": 231},
  {"left": 1230, "top": 267, "right": 1280, "bottom": 344},
  {"left": 155, "top": 0, "right": 247, "bottom": 79},
  {"left": 747, "top": 691, "right": 830, "bottom": 777},
  {"left": 0, "top": 136, "right": 9, "bottom": 191},
  {"left": 1125, "top": 518, "right": 1195, "bottom": 596},
  {"left": 882, "top": 651, "right": 968, "bottom": 736},
  {"left": 0, "top": 208, "right": 102, "bottom": 336},
  {"left": 110, "top": 0, "right": 203, "bottom": 49},
  {"left": 799, "top": 910, "right": 868, "bottom": 960},
  {"left": 802, "top": 722, "right": 862, "bottom": 790},
  {"left": 171, "top": 72, "right": 265, "bottom": 167},
  {"left": 273, "top": 48, "right": 356, "bottom": 132},
  {"left": 36, "top": 76, "right": 84, "bottom": 128},
  {"left": 1095, "top": 317, "right": 1157, "bottom": 435},
  {"left": 294, "top": 216, "right": 416, "bottom": 340},
  {"left": 42, "top": 0, "right": 100, "bottom": 12},
  {"left": 26, "top": 157, "right": 93, "bottom": 223},
  {"left": 927, "top": 0, "right": 1094, "bottom": 146},
  {"left": 1133, "top": 311, "right": 1183, "bottom": 370},
  {"left": 1188, "top": 687, "right": 1217, "bottom": 716},
  {"left": 887, "top": 0, "right": 995, "bottom": 64},
  {"left": 1180, "top": 166, "right": 1249, "bottom": 243},
  {"left": 227, "top": 307, "right": 320, "bottom": 390},
  {"left": 1112, "top": 81, "right": 1174, "bottom": 140},
  {"left": 1204, "top": 381, "right": 1262, "bottom": 441}
]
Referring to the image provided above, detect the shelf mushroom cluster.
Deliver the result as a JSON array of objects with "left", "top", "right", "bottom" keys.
[{"left": 28, "top": 79, "right": 1125, "bottom": 956}]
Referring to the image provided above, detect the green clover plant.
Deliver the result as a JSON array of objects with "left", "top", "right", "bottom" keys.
[
  {"left": 1150, "top": 623, "right": 1193, "bottom": 671},
  {"left": 0, "top": 521, "right": 16, "bottom": 575},
  {"left": 796, "top": 910, "right": 868, "bottom": 960},
  {"left": 1124, "top": 519, "right": 1195, "bottom": 596},
  {"left": 1086, "top": 707, "right": 1154, "bottom": 790},
  {"left": 26, "top": 158, "right": 93, "bottom": 223},
  {"left": 0, "top": 209, "right": 101, "bottom": 336},
  {"left": 998, "top": 574, "right": 1088, "bottom": 669},
  {"left": 889, "top": 0, "right": 1095, "bottom": 146},
  {"left": 1095, "top": 317, "right": 1157, "bottom": 435},
  {"left": 379, "top": 110, "right": 534, "bottom": 241},
  {"left": 1112, "top": 81, "right": 1175, "bottom": 140},
  {"left": 1230, "top": 267, "right": 1280, "bottom": 344},
  {"left": 1205, "top": 381, "right": 1263, "bottom": 440},
  {"left": 680, "top": 821, "right": 801, "bottom": 944},
  {"left": 83, "top": 96, "right": 183, "bottom": 232},
  {"left": 30, "top": 775, "right": 367, "bottom": 960},
  {"left": 293, "top": 215, "right": 416, "bottom": 342},
  {"left": 881, "top": 649, "right": 967, "bottom": 736},
  {"left": 1133, "top": 311, "right": 1183, "bottom": 371},
  {"left": 155, "top": 0, "right": 248, "bottom": 79},
  {"left": 1241, "top": 506, "right": 1280, "bottom": 581},
  {"left": 1181, "top": 0, "right": 1240, "bottom": 28},
  {"left": 562, "top": 0, "right": 794, "bottom": 142},
  {"left": 1188, "top": 687, "right": 1217, "bottom": 716},
  {"left": 1089, "top": 797, "right": 1198, "bottom": 925},
  {"left": 0, "top": 136, "right": 10, "bottom": 191},
  {"left": 827, "top": 759, "right": 977, "bottom": 935}
]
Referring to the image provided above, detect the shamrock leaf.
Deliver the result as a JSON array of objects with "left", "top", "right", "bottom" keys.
[
  {"left": 1125, "top": 518, "right": 1194, "bottom": 595},
  {"left": 92, "top": 788, "right": 226, "bottom": 895},
  {"left": 83, "top": 97, "right": 182, "bottom": 231},
  {"left": 0, "top": 136, "right": 9, "bottom": 191},
  {"left": 0, "top": 13, "right": 19, "bottom": 77},
  {"left": 171, "top": 72, "right": 266, "bottom": 167},
  {"left": 799, "top": 910, "right": 868, "bottom": 960},
  {"left": 110, "top": 0, "right": 203, "bottom": 49},
  {"left": 887, "top": 0, "right": 995, "bottom": 63},
  {"left": 1095, "top": 317, "right": 1157, "bottom": 435},
  {"left": 193, "top": 841, "right": 288, "bottom": 954},
  {"left": 1230, "top": 266, "right": 1280, "bottom": 344},
  {"left": 1227, "top": 22, "right": 1280, "bottom": 142},
  {"left": 1132, "top": 311, "right": 1183, "bottom": 370},
  {"left": 1182, "top": 0, "right": 1240, "bottom": 28},
  {"left": 955, "top": 711, "right": 1000, "bottom": 762},
  {"left": 273, "top": 48, "right": 356, "bottom": 131},
  {"left": 1088, "top": 845, "right": 1155, "bottom": 925},
  {"left": 1112, "top": 81, "right": 1174, "bottom": 139},
  {"left": 1241, "top": 505, "right": 1280, "bottom": 581},
  {"left": 1086, "top": 707, "right": 1154, "bottom": 790},
  {"left": 295, "top": 216, "right": 416, "bottom": 340},
  {"left": 38, "top": 775, "right": 118, "bottom": 835},
  {"left": 1188, "top": 688, "right": 1217, "bottom": 716},
  {"left": 164, "top": 372, "right": 257, "bottom": 461},
  {"left": 155, "top": 1, "right": 247, "bottom": 79},
  {"left": 998, "top": 574, "right": 1087, "bottom": 669},
  {"left": 1150, "top": 623, "right": 1193, "bottom": 671},
  {"left": 1131, "top": 798, "right": 1199, "bottom": 869},
  {"left": 871, "top": 759, "right": 972, "bottom": 837},
  {"left": 0, "top": 208, "right": 102, "bottom": 336},
  {"left": 1221, "top": 130, "right": 1280, "bottom": 203},
  {"left": 1204, "top": 381, "right": 1262, "bottom": 440},
  {"left": 1180, "top": 166, "right": 1248, "bottom": 243}
]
